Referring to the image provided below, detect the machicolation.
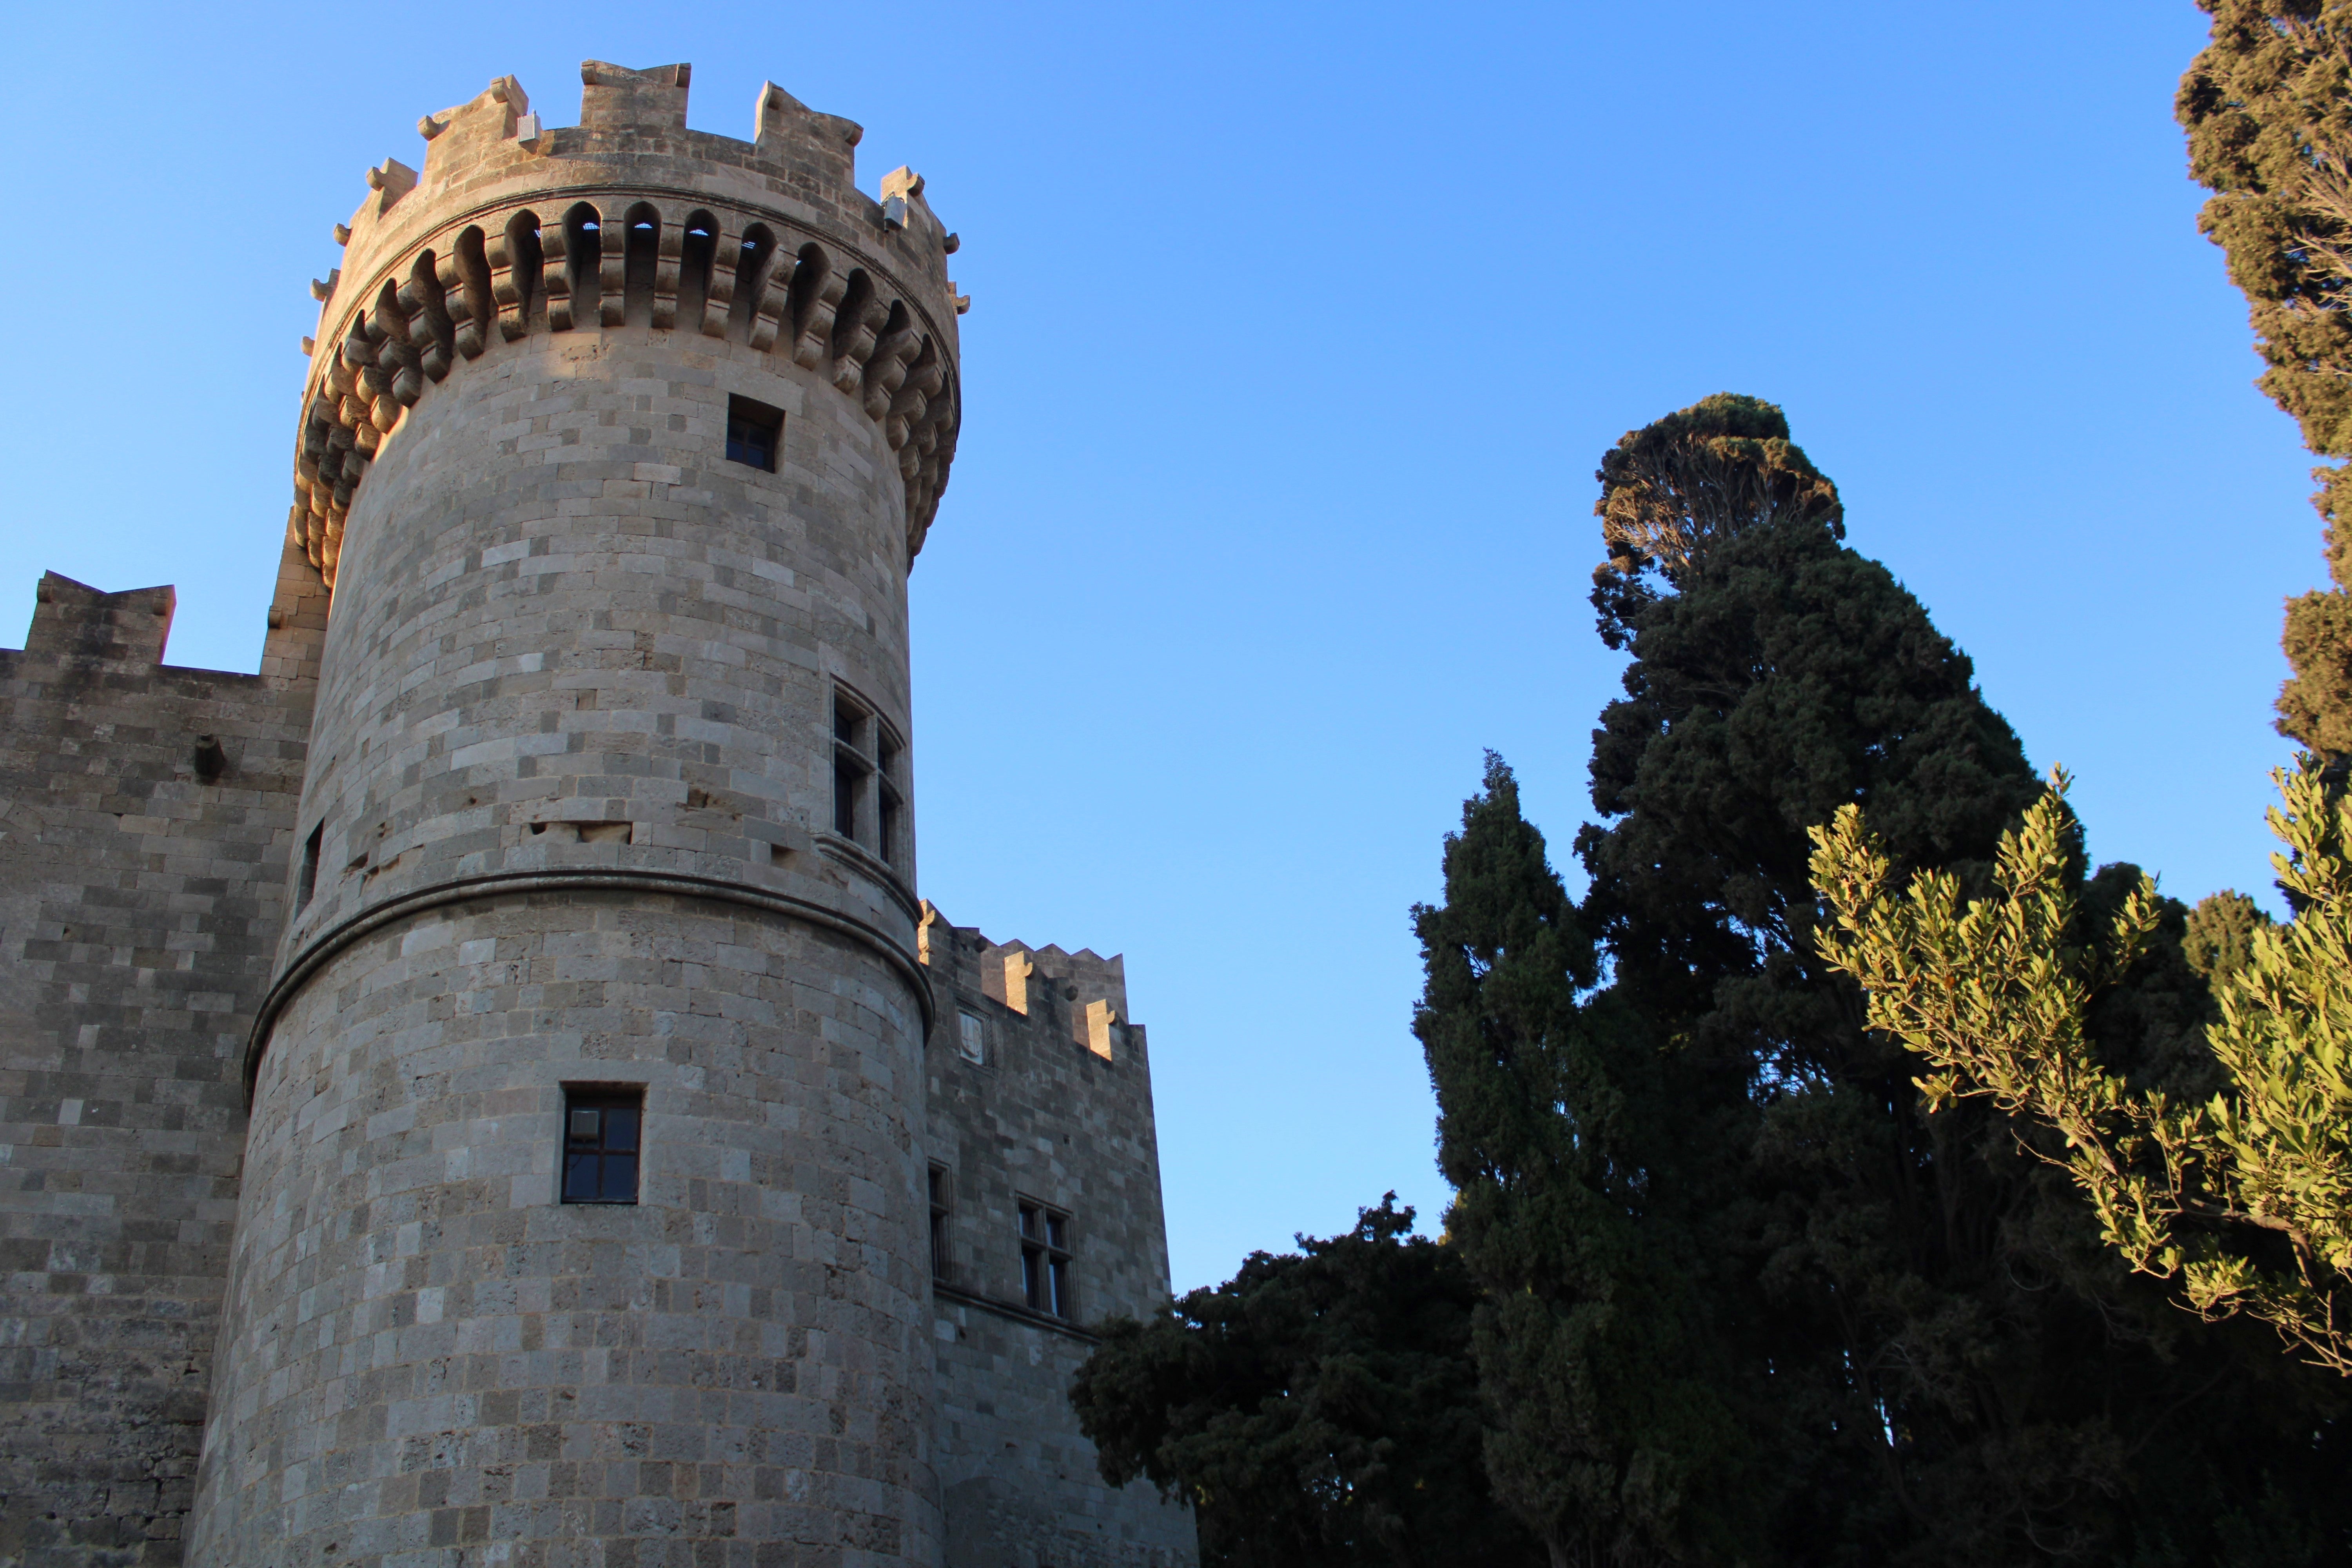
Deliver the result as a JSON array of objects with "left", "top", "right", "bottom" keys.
[{"left": 295, "top": 64, "right": 964, "bottom": 590}]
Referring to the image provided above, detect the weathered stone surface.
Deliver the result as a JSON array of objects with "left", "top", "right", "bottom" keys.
[
  {"left": 207, "top": 899, "right": 931, "bottom": 1565},
  {"left": 0, "top": 60, "right": 1191, "bottom": 1568},
  {"left": 920, "top": 914, "right": 1194, "bottom": 1567},
  {"left": 0, "top": 566, "right": 322, "bottom": 1566}
]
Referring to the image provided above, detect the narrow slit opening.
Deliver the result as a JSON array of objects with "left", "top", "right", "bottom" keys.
[
  {"left": 679, "top": 211, "right": 717, "bottom": 327},
  {"left": 623, "top": 202, "right": 659, "bottom": 325}
]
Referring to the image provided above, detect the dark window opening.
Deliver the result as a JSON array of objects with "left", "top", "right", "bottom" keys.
[
  {"left": 678, "top": 215, "right": 718, "bottom": 325},
  {"left": 504, "top": 211, "right": 543, "bottom": 323},
  {"left": 1019, "top": 1200, "right": 1073, "bottom": 1318},
  {"left": 834, "top": 760, "right": 861, "bottom": 838},
  {"left": 730, "top": 227, "right": 776, "bottom": 338},
  {"left": 563, "top": 204, "right": 601, "bottom": 322},
  {"left": 929, "top": 1164, "right": 954, "bottom": 1283},
  {"left": 833, "top": 690, "right": 871, "bottom": 844},
  {"left": 726, "top": 394, "right": 782, "bottom": 472},
  {"left": 875, "top": 730, "right": 902, "bottom": 866},
  {"left": 296, "top": 822, "right": 323, "bottom": 911},
  {"left": 622, "top": 204, "right": 659, "bottom": 323},
  {"left": 562, "top": 1086, "right": 643, "bottom": 1204}
]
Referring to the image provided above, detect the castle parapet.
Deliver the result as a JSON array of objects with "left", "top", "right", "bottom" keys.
[
  {"left": 292, "top": 62, "right": 964, "bottom": 589},
  {"left": 22, "top": 573, "right": 175, "bottom": 667}
]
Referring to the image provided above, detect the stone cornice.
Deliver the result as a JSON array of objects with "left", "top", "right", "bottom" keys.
[
  {"left": 931, "top": 1281, "right": 1104, "bottom": 1345},
  {"left": 244, "top": 867, "right": 938, "bottom": 1101}
]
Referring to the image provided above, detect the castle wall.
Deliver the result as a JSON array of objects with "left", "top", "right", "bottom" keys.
[
  {"left": 918, "top": 915, "right": 1193, "bottom": 1568},
  {"left": 0, "top": 562, "right": 323, "bottom": 1565}
]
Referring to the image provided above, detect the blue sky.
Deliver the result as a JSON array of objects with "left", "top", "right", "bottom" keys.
[{"left": 2, "top": 3, "right": 2316, "bottom": 1290}]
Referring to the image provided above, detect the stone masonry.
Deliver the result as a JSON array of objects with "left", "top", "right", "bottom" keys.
[
  {"left": 917, "top": 917, "right": 1183, "bottom": 1568},
  {"left": 0, "top": 62, "right": 1193, "bottom": 1568},
  {"left": 0, "top": 559, "right": 325, "bottom": 1565}
]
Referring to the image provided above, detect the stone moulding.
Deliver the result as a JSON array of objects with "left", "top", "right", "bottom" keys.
[
  {"left": 242, "top": 867, "right": 938, "bottom": 1097},
  {"left": 932, "top": 1279, "right": 1104, "bottom": 1344}
]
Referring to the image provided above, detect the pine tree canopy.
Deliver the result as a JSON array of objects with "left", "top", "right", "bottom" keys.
[
  {"left": 2179, "top": 1, "right": 2352, "bottom": 459},
  {"left": 1792, "top": 7, "right": 2352, "bottom": 1390},
  {"left": 1590, "top": 392, "right": 1843, "bottom": 649},
  {"left": 1068, "top": 15, "right": 2352, "bottom": 1544}
]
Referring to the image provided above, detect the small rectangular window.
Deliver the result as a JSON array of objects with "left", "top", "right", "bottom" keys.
[
  {"left": 725, "top": 395, "right": 782, "bottom": 472},
  {"left": 296, "top": 822, "right": 323, "bottom": 911},
  {"left": 929, "top": 1163, "right": 954, "bottom": 1283},
  {"left": 1018, "top": 1199, "right": 1074, "bottom": 1318},
  {"left": 562, "top": 1086, "right": 644, "bottom": 1204},
  {"left": 956, "top": 1011, "right": 987, "bottom": 1067}
]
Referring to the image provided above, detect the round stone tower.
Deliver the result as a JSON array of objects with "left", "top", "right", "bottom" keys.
[{"left": 190, "top": 63, "right": 961, "bottom": 1566}]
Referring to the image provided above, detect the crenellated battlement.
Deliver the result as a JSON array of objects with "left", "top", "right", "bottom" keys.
[
  {"left": 291, "top": 62, "right": 965, "bottom": 590},
  {"left": 919, "top": 904, "right": 1139, "bottom": 1063}
]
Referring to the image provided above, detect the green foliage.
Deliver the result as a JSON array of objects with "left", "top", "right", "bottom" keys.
[
  {"left": 2279, "top": 584, "right": 2352, "bottom": 757},
  {"left": 1068, "top": 1196, "right": 1544, "bottom": 1568},
  {"left": 1564, "top": 394, "right": 2347, "bottom": 1564},
  {"left": 2179, "top": 2, "right": 2352, "bottom": 754},
  {"left": 2187, "top": 889, "right": 2279, "bottom": 983},
  {"left": 2178, "top": 1, "right": 2352, "bottom": 457},
  {"left": 1412, "top": 756, "right": 1740, "bottom": 1568},
  {"left": 1811, "top": 764, "right": 2352, "bottom": 1377},
  {"left": 1593, "top": 392, "right": 1843, "bottom": 600}
]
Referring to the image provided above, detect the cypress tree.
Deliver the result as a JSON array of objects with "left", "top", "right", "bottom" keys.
[
  {"left": 1412, "top": 757, "right": 1740, "bottom": 1568},
  {"left": 1572, "top": 393, "right": 2339, "bottom": 1563}
]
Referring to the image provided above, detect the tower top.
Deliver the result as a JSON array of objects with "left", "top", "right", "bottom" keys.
[{"left": 292, "top": 63, "right": 964, "bottom": 587}]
